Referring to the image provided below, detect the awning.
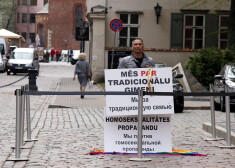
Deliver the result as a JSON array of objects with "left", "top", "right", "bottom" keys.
[
  {"left": 0, "top": 29, "right": 25, "bottom": 47},
  {"left": 0, "top": 29, "right": 25, "bottom": 41}
]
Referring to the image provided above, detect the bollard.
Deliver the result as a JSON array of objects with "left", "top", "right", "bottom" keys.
[
  {"left": 16, "top": 89, "right": 22, "bottom": 158},
  {"left": 25, "top": 84, "right": 38, "bottom": 142},
  {"left": 28, "top": 69, "right": 38, "bottom": 91},
  {"left": 129, "top": 90, "right": 151, "bottom": 162},
  {"left": 218, "top": 84, "right": 235, "bottom": 149},
  {"left": 204, "top": 84, "right": 223, "bottom": 141},
  {"left": 6, "top": 89, "right": 28, "bottom": 161},
  {"left": 20, "top": 86, "right": 25, "bottom": 146}
]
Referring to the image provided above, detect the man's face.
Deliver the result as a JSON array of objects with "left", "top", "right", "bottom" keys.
[{"left": 132, "top": 39, "right": 144, "bottom": 53}]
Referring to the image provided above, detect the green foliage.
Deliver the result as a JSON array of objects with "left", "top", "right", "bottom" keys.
[{"left": 185, "top": 48, "right": 235, "bottom": 88}]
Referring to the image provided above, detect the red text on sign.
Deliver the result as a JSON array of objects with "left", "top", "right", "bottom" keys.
[{"left": 140, "top": 71, "right": 157, "bottom": 76}]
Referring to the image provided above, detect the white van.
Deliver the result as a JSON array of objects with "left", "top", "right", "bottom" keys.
[{"left": 7, "top": 48, "right": 40, "bottom": 75}]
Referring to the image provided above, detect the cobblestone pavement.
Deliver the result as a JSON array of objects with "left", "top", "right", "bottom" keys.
[{"left": 0, "top": 62, "right": 235, "bottom": 168}]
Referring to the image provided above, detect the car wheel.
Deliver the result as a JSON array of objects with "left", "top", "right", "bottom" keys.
[
  {"left": 13, "top": 72, "right": 16, "bottom": 75},
  {"left": 7, "top": 71, "right": 10, "bottom": 75},
  {"left": 214, "top": 101, "right": 220, "bottom": 110},
  {"left": 174, "top": 105, "right": 184, "bottom": 113},
  {"left": 220, "top": 96, "right": 225, "bottom": 112}
]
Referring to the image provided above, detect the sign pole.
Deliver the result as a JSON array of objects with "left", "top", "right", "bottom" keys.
[{"left": 111, "top": 31, "right": 116, "bottom": 69}]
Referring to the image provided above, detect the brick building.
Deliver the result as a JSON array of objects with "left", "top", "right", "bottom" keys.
[{"left": 36, "top": 0, "right": 86, "bottom": 50}]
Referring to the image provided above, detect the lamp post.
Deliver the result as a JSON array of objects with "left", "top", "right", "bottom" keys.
[
  {"left": 64, "top": 40, "right": 68, "bottom": 62},
  {"left": 154, "top": 3, "right": 162, "bottom": 24},
  {"left": 80, "top": 21, "right": 89, "bottom": 53}
]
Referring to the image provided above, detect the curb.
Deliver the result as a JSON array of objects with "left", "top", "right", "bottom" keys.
[
  {"left": 203, "top": 122, "right": 235, "bottom": 145},
  {"left": 184, "top": 106, "right": 210, "bottom": 110}
]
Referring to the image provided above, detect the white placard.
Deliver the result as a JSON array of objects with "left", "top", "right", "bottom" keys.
[
  {"left": 105, "top": 68, "right": 174, "bottom": 116},
  {"left": 104, "top": 115, "right": 172, "bottom": 153}
]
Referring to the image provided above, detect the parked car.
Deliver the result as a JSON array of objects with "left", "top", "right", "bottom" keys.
[
  {"left": 155, "top": 63, "right": 184, "bottom": 113},
  {"left": 213, "top": 63, "right": 235, "bottom": 112},
  {"left": 0, "top": 53, "right": 6, "bottom": 73},
  {"left": 173, "top": 73, "right": 184, "bottom": 113},
  {"left": 9, "top": 46, "right": 17, "bottom": 53},
  {"left": 0, "top": 38, "right": 9, "bottom": 72},
  {"left": 7, "top": 48, "right": 40, "bottom": 75}
]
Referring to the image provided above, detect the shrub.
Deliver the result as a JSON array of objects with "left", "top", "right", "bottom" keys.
[{"left": 185, "top": 47, "right": 235, "bottom": 89}]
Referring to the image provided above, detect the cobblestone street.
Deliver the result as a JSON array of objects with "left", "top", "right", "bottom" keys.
[{"left": 0, "top": 62, "right": 235, "bottom": 167}]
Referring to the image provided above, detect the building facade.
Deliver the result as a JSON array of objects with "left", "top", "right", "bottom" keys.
[
  {"left": 16, "top": 0, "right": 48, "bottom": 47},
  {"left": 86, "top": 0, "right": 231, "bottom": 82},
  {"left": 35, "top": 0, "right": 87, "bottom": 51},
  {"left": 14, "top": 0, "right": 231, "bottom": 82}
]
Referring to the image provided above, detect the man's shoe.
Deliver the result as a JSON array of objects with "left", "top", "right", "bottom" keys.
[{"left": 81, "top": 95, "right": 84, "bottom": 99}]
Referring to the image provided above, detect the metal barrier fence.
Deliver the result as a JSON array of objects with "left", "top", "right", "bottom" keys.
[{"left": 7, "top": 84, "right": 235, "bottom": 161}]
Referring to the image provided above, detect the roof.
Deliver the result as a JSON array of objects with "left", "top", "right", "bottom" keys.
[
  {"left": 0, "top": 29, "right": 25, "bottom": 41},
  {"left": 37, "top": 3, "right": 48, "bottom": 14}
]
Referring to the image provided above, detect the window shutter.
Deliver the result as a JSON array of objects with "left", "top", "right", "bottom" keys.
[
  {"left": 205, "top": 14, "right": 218, "bottom": 48},
  {"left": 170, "top": 13, "right": 183, "bottom": 49}
]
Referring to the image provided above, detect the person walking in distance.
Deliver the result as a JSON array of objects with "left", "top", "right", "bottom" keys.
[
  {"left": 50, "top": 48, "right": 55, "bottom": 61},
  {"left": 73, "top": 53, "right": 92, "bottom": 99},
  {"left": 55, "top": 49, "right": 61, "bottom": 62},
  {"left": 118, "top": 38, "right": 155, "bottom": 69},
  {"left": 67, "top": 48, "right": 73, "bottom": 63}
]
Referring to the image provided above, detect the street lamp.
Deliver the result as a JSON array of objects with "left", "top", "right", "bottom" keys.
[
  {"left": 80, "top": 21, "right": 89, "bottom": 53},
  {"left": 154, "top": 3, "right": 162, "bottom": 24}
]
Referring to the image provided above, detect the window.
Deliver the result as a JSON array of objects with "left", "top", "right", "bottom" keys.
[
  {"left": 119, "top": 13, "right": 139, "bottom": 47},
  {"left": 17, "top": 13, "right": 20, "bottom": 23},
  {"left": 30, "top": 0, "right": 37, "bottom": 6},
  {"left": 184, "top": 15, "right": 205, "bottom": 49},
  {"left": 29, "top": 33, "right": 35, "bottom": 43},
  {"left": 218, "top": 15, "right": 229, "bottom": 49},
  {"left": 21, "top": 32, "right": 27, "bottom": 41},
  {"left": 30, "top": 14, "right": 35, "bottom": 23},
  {"left": 44, "top": 0, "right": 48, "bottom": 5},
  {"left": 22, "top": 0, "right": 27, "bottom": 5},
  {"left": 22, "top": 13, "right": 27, "bottom": 23}
]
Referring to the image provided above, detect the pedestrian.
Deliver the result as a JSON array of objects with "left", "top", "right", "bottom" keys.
[
  {"left": 67, "top": 48, "right": 73, "bottom": 63},
  {"left": 50, "top": 48, "right": 55, "bottom": 61},
  {"left": 73, "top": 53, "right": 92, "bottom": 99},
  {"left": 117, "top": 38, "right": 155, "bottom": 69},
  {"left": 55, "top": 49, "right": 60, "bottom": 62}
]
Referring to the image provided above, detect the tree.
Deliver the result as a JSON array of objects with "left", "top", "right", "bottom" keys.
[
  {"left": 0, "top": 0, "right": 17, "bottom": 30},
  {"left": 185, "top": 47, "right": 235, "bottom": 88}
]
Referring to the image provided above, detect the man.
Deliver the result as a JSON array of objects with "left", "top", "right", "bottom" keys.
[
  {"left": 67, "top": 48, "right": 73, "bottom": 63},
  {"left": 118, "top": 38, "right": 155, "bottom": 69},
  {"left": 50, "top": 48, "right": 55, "bottom": 61},
  {"left": 55, "top": 49, "right": 61, "bottom": 62}
]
